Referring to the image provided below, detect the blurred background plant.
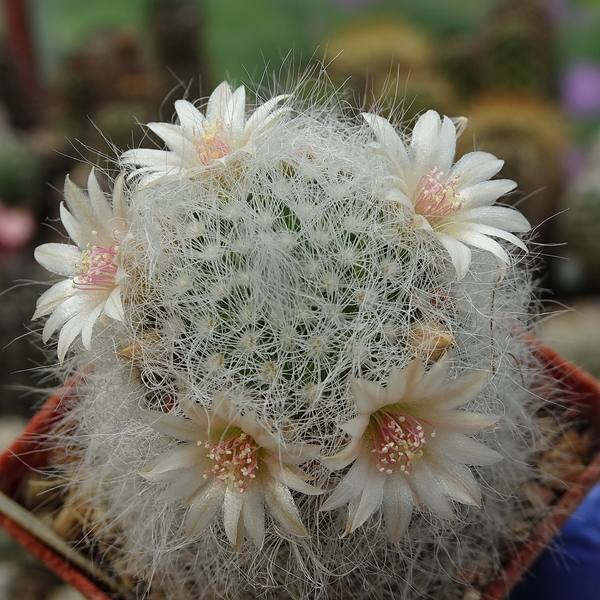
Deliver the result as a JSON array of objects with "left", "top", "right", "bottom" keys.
[{"left": 1, "top": 0, "right": 600, "bottom": 598}]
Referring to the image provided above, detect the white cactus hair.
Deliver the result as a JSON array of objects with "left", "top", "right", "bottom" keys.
[{"left": 37, "top": 74, "right": 549, "bottom": 600}]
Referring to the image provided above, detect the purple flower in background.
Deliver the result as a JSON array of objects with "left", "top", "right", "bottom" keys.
[
  {"left": 562, "top": 62, "right": 600, "bottom": 116},
  {"left": 544, "top": 0, "right": 571, "bottom": 24}
]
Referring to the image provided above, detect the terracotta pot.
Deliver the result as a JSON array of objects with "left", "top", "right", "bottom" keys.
[
  {"left": 0, "top": 344, "right": 599, "bottom": 600},
  {"left": 0, "top": 381, "right": 113, "bottom": 600},
  {"left": 483, "top": 342, "right": 600, "bottom": 600}
]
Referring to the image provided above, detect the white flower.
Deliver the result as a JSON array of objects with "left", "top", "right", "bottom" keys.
[
  {"left": 140, "top": 392, "right": 322, "bottom": 549},
  {"left": 363, "top": 110, "right": 530, "bottom": 279},
  {"left": 320, "top": 356, "right": 502, "bottom": 542},
  {"left": 121, "top": 82, "right": 290, "bottom": 183},
  {"left": 33, "top": 171, "right": 129, "bottom": 362}
]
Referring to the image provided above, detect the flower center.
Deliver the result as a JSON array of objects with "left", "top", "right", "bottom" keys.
[
  {"left": 194, "top": 121, "right": 234, "bottom": 166},
  {"left": 74, "top": 242, "right": 119, "bottom": 291},
  {"left": 369, "top": 410, "right": 434, "bottom": 474},
  {"left": 413, "top": 167, "right": 463, "bottom": 223},
  {"left": 203, "top": 431, "right": 268, "bottom": 491}
]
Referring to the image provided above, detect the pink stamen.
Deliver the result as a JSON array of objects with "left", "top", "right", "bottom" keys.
[
  {"left": 369, "top": 409, "right": 434, "bottom": 474},
  {"left": 194, "top": 121, "right": 234, "bottom": 166},
  {"left": 413, "top": 167, "right": 463, "bottom": 223},
  {"left": 203, "top": 431, "right": 269, "bottom": 491},
  {"left": 74, "top": 243, "right": 119, "bottom": 291}
]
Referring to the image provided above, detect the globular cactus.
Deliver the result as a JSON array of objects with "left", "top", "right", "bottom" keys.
[{"left": 32, "top": 80, "right": 550, "bottom": 600}]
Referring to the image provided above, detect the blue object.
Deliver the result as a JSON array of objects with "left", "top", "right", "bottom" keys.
[{"left": 508, "top": 482, "right": 600, "bottom": 600}]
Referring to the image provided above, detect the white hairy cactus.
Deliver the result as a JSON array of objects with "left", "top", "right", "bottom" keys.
[{"left": 33, "top": 80, "right": 546, "bottom": 600}]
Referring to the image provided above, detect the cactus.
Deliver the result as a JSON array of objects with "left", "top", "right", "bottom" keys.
[{"left": 31, "top": 79, "right": 551, "bottom": 600}]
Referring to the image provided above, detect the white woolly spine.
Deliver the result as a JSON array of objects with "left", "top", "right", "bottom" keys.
[{"left": 41, "top": 87, "right": 544, "bottom": 600}]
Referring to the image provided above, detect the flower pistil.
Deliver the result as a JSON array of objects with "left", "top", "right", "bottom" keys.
[
  {"left": 413, "top": 167, "right": 463, "bottom": 223},
  {"left": 202, "top": 430, "right": 271, "bottom": 491},
  {"left": 370, "top": 410, "right": 434, "bottom": 474},
  {"left": 74, "top": 242, "right": 119, "bottom": 291},
  {"left": 194, "top": 121, "right": 234, "bottom": 166}
]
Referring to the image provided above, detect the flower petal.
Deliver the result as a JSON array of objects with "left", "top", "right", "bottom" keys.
[
  {"left": 64, "top": 176, "right": 105, "bottom": 235},
  {"left": 450, "top": 229, "right": 510, "bottom": 266},
  {"left": 185, "top": 480, "right": 225, "bottom": 537},
  {"left": 384, "top": 367, "right": 409, "bottom": 405},
  {"left": 42, "top": 294, "right": 93, "bottom": 341},
  {"left": 339, "top": 415, "right": 370, "bottom": 439},
  {"left": 278, "top": 441, "right": 321, "bottom": 465},
  {"left": 263, "top": 478, "right": 308, "bottom": 538},
  {"left": 103, "top": 285, "right": 125, "bottom": 321},
  {"left": 452, "top": 151, "right": 504, "bottom": 186},
  {"left": 343, "top": 466, "right": 387, "bottom": 535},
  {"left": 206, "top": 81, "right": 232, "bottom": 124},
  {"left": 459, "top": 179, "right": 517, "bottom": 210},
  {"left": 350, "top": 377, "right": 386, "bottom": 413},
  {"left": 321, "top": 452, "right": 373, "bottom": 511},
  {"left": 86, "top": 169, "right": 114, "bottom": 229},
  {"left": 244, "top": 94, "right": 290, "bottom": 140},
  {"left": 435, "top": 234, "right": 472, "bottom": 280},
  {"left": 426, "top": 454, "right": 482, "bottom": 507},
  {"left": 434, "top": 432, "right": 503, "bottom": 466},
  {"left": 320, "top": 436, "right": 363, "bottom": 471},
  {"left": 266, "top": 462, "right": 322, "bottom": 495},
  {"left": 142, "top": 409, "right": 201, "bottom": 441},
  {"left": 461, "top": 205, "right": 530, "bottom": 233},
  {"left": 240, "top": 480, "right": 265, "bottom": 548},
  {"left": 382, "top": 474, "right": 414, "bottom": 543},
  {"left": 156, "top": 466, "right": 208, "bottom": 503},
  {"left": 406, "top": 355, "right": 450, "bottom": 402},
  {"left": 140, "top": 445, "right": 207, "bottom": 481},
  {"left": 179, "top": 400, "right": 218, "bottom": 430},
  {"left": 56, "top": 313, "right": 90, "bottom": 362},
  {"left": 33, "top": 279, "right": 76, "bottom": 320},
  {"left": 34, "top": 244, "right": 80, "bottom": 277},
  {"left": 111, "top": 174, "right": 128, "bottom": 223},
  {"left": 362, "top": 113, "right": 410, "bottom": 178},
  {"left": 225, "top": 85, "right": 246, "bottom": 137},
  {"left": 207, "top": 392, "right": 239, "bottom": 431},
  {"left": 431, "top": 371, "right": 488, "bottom": 410},
  {"left": 432, "top": 410, "right": 500, "bottom": 433},
  {"left": 79, "top": 303, "right": 104, "bottom": 349},
  {"left": 148, "top": 122, "right": 196, "bottom": 162},
  {"left": 451, "top": 220, "right": 528, "bottom": 252},
  {"left": 174, "top": 99, "right": 206, "bottom": 131},
  {"left": 409, "top": 462, "right": 455, "bottom": 520},
  {"left": 121, "top": 148, "right": 185, "bottom": 169},
  {"left": 60, "top": 203, "right": 92, "bottom": 248},
  {"left": 223, "top": 485, "right": 246, "bottom": 548},
  {"left": 411, "top": 111, "right": 456, "bottom": 178}
]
